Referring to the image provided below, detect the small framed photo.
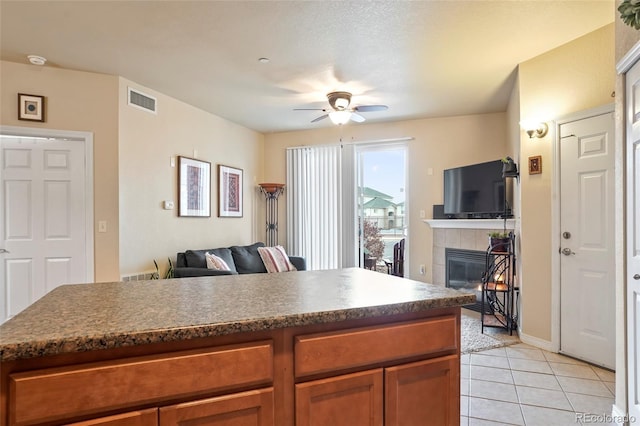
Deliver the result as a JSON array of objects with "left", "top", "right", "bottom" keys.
[
  {"left": 178, "top": 156, "right": 211, "bottom": 217},
  {"left": 218, "top": 165, "right": 243, "bottom": 217},
  {"left": 18, "top": 93, "right": 45, "bottom": 122},
  {"left": 529, "top": 155, "right": 542, "bottom": 175}
]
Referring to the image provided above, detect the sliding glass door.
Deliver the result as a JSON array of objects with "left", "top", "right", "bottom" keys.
[{"left": 357, "top": 143, "right": 407, "bottom": 276}]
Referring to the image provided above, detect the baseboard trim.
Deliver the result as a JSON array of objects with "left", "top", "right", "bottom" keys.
[
  {"left": 611, "top": 404, "right": 630, "bottom": 425},
  {"left": 518, "top": 332, "right": 557, "bottom": 352}
]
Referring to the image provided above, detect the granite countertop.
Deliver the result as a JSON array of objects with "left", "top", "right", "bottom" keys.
[{"left": 0, "top": 267, "right": 475, "bottom": 362}]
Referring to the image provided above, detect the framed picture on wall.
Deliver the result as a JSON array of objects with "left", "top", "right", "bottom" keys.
[
  {"left": 218, "top": 164, "right": 243, "bottom": 217},
  {"left": 178, "top": 156, "right": 211, "bottom": 217},
  {"left": 18, "top": 93, "right": 45, "bottom": 122},
  {"left": 528, "top": 155, "right": 542, "bottom": 175}
]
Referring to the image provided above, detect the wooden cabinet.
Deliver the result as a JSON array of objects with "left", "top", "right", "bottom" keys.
[
  {"left": 65, "top": 409, "right": 158, "bottom": 426},
  {"left": 159, "top": 388, "right": 274, "bottom": 426},
  {"left": 8, "top": 342, "right": 273, "bottom": 425},
  {"left": 65, "top": 389, "right": 276, "bottom": 426},
  {"left": 0, "top": 308, "right": 461, "bottom": 426},
  {"left": 295, "top": 370, "right": 383, "bottom": 426},
  {"left": 293, "top": 317, "right": 460, "bottom": 426},
  {"left": 385, "top": 355, "right": 459, "bottom": 426}
]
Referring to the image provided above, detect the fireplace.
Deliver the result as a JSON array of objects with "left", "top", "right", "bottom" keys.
[{"left": 445, "top": 248, "right": 486, "bottom": 312}]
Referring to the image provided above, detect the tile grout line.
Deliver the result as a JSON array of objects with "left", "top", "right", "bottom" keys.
[
  {"left": 467, "top": 344, "right": 616, "bottom": 425},
  {"left": 509, "top": 354, "right": 528, "bottom": 426}
]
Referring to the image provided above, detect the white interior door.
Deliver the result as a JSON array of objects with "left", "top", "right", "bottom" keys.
[
  {"left": 1, "top": 136, "right": 88, "bottom": 322},
  {"left": 625, "top": 59, "right": 640, "bottom": 421},
  {"left": 559, "top": 111, "right": 615, "bottom": 369}
]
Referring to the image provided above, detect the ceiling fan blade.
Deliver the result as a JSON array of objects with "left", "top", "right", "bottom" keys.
[
  {"left": 354, "top": 105, "right": 388, "bottom": 112},
  {"left": 350, "top": 113, "right": 366, "bottom": 123},
  {"left": 311, "top": 114, "right": 329, "bottom": 123},
  {"left": 294, "top": 108, "right": 328, "bottom": 111}
]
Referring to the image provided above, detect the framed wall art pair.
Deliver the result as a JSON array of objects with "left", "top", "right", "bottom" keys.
[{"left": 178, "top": 157, "right": 243, "bottom": 218}]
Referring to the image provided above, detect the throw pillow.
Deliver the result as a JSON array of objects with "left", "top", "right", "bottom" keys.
[
  {"left": 205, "top": 252, "right": 231, "bottom": 271},
  {"left": 230, "top": 242, "right": 267, "bottom": 274},
  {"left": 258, "top": 245, "right": 297, "bottom": 273}
]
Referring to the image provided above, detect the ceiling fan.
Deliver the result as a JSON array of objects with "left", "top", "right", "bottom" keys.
[{"left": 295, "top": 91, "right": 388, "bottom": 125}]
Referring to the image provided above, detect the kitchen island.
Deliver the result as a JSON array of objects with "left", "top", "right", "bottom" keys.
[{"left": 0, "top": 267, "right": 474, "bottom": 426}]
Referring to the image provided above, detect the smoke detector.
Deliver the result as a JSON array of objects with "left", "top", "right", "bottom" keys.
[{"left": 27, "top": 55, "right": 47, "bottom": 66}]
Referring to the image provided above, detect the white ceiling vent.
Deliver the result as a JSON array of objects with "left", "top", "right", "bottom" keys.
[{"left": 128, "top": 87, "right": 157, "bottom": 114}]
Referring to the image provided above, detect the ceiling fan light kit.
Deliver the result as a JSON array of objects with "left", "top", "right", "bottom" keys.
[
  {"left": 329, "top": 110, "right": 352, "bottom": 125},
  {"left": 328, "top": 91, "right": 352, "bottom": 110},
  {"left": 296, "top": 91, "right": 389, "bottom": 126}
]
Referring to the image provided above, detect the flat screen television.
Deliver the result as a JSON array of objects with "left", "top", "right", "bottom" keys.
[{"left": 443, "top": 159, "right": 512, "bottom": 218}]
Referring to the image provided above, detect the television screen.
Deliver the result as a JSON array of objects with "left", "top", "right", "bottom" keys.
[{"left": 443, "top": 160, "right": 511, "bottom": 217}]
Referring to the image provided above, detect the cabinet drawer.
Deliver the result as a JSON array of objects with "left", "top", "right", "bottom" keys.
[
  {"left": 9, "top": 341, "right": 273, "bottom": 425},
  {"left": 294, "top": 317, "right": 457, "bottom": 377}
]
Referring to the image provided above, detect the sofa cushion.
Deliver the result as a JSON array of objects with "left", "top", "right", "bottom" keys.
[
  {"left": 185, "top": 248, "right": 236, "bottom": 272},
  {"left": 258, "top": 245, "right": 297, "bottom": 273},
  {"left": 230, "top": 242, "right": 267, "bottom": 274},
  {"left": 173, "top": 267, "right": 237, "bottom": 278}
]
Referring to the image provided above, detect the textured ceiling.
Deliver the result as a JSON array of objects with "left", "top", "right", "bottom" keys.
[{"left": 0, "top": 1, "right": 614, "bottom": 133}]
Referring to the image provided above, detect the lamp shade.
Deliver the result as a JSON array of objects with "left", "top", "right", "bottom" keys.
[
  {"left": 329, "top": 110, "right": 351, "bottom": 125},
  {"left": 258, "top": 182, "right": 284, "bottom": 194}
]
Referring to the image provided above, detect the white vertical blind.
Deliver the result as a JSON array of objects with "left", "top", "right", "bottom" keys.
[
  {"left": 287, "top": 138, "right": 411, "bottom": 271},
  {"left": 340, "top": 144, "right": 357, "bottom": 267},
  {"left": 287, "top": 145, "right": 346, "bottom": 270}
]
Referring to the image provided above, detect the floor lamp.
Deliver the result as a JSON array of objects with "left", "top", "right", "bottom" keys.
[{"left": 258, "top": 183, "right": 284, "bottom": 246}]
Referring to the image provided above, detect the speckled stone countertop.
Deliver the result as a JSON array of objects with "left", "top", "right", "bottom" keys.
[{"left": 0, "top": 268, "right": 475, "bottom": 362}]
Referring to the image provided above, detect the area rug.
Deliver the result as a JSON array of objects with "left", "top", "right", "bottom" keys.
[{"left": 461, "top": 309, "right": 520, "bottom": 354}]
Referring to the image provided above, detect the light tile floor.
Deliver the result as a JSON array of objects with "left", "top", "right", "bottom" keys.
[{"left": 461, "top": 343, "right": 616, "bottom": 425}]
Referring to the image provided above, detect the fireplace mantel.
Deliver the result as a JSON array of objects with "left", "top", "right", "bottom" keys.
[{"left": 424, "top": 219, "right": 516, "bottom": 230}]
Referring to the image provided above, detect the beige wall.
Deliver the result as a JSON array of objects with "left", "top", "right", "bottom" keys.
[
  {"left": 0, "top": 60, "right": 120, "bottom": 282},
  {"left": 118, "top": 78, "right": 264, "bottom": 277},
  {"left": 264, "top": 112, "right": 509, "bottom": 281},
  {"left": 517, "top": 24, "right": 615, "bottom": 342},
  {"left": 0, "top": 61, "right": 265, "bottom": 281}
]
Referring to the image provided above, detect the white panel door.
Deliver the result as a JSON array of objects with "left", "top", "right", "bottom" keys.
[
  {"left": 0, "top": 136, "right": 87, "bottom": 322},
  {"left": 626, "top": 59, "right": 640, "bottom": 421},
  {"left": 559, "top": 111, "right": 615, "bottom": 369}
]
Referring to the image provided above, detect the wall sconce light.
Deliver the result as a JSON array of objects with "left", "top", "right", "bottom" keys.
[{"left": 522, "top": 121, "right": 548, "bottom": 139}]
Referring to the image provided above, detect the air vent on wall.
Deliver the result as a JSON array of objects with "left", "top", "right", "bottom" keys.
[{"left": 127, "top": 87, "right": 157, "bottom": 114}]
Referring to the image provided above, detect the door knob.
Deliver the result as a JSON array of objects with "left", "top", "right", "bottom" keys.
[
  {"left": 634, "top": 274, "right": 640, "bottom": 280},
  {"left": 562, "top": 232, "right": 571, "bottom": 239},
  {"left": 0, "top": 249, "right": 9, "bottom": 254},
  {"left": 561, "top": 248, "right": 575, "bottom": 256}
]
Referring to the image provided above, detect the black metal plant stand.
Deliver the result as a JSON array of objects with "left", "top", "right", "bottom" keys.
[
  {"left": 258, "top": 183, "right": 285, "bottom": 247},
  {"left": 481, "top": 232, "right": 519, "bottom": 335}
]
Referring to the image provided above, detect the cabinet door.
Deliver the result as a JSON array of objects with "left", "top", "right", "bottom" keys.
[
  {"left": 295, "top": 369, "right": 383, "bottom": 426},
  {"left": 385, "top": 355, "right": 459, "bottom": 426},
  {"left": 65, "top": 408, "right": 157, "bottom": 425},
  {"left": 159, "top": 388, "right": 274, "bottom": 426}
]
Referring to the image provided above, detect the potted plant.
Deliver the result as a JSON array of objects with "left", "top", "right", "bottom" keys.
[
  {"left": 488, "top": 231, "right": 511, "bottom": 252},
  {"left": 151, "top": 258, "right": 175, "bottom": 280},
  {"left": 501, "top": 157, "right": 518, "bottom": 178}
]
